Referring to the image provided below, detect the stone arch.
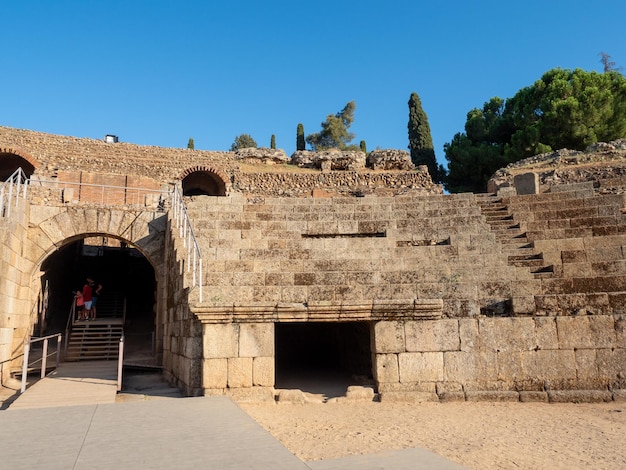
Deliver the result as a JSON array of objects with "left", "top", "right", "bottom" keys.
[
  {"left": 180, "top": 166, "right": 229, "bottom": 196},
  {"left": 0, "top": 146, "right": 38, "bottom": 180},
  {"left": 28, "top": 207, "right": 167, "bottom": 275}
]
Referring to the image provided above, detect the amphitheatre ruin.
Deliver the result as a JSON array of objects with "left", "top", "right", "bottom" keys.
[{"left": 0, "top": 125, "right": 625, "bottom": 404}]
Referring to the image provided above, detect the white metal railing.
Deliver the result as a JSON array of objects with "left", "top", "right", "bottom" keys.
[
  {"left": 171, "top": 185, "right": 203, "bottom": 302},
  {"left": 117, "top": 336, "right": 124, "bottom": 391},
  {"left": 0, "top": 168, "right": 28, "bottom": 218},
  {"left": 28, "top": 177, "right": 169, "bottom": 209},
  {"left": 20, "top": 333, "right": 63, "bottom": 393}
]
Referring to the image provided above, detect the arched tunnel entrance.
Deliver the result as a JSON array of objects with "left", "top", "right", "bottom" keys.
[
  {"left": 274, "top": 321, "right": 374, "bottom": 399},
  {"left": 38, "top": 236, "right": 158, "bottom": 366},
  {"left": 0, "top": 152, "right": 35, "bottom": 180}
]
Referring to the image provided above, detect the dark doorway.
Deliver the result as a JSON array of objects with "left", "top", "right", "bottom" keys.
[
  {"left": 0, "top": 153, "right": 35, "bottom": 181},
  {"left": 39, "top": 237, "right": 157, "bottom": 363},
  {"left": 275, "top": 321, "right": 374, "bottom": 399},
  {"left": 181, "top": 171, "right": 226, "bottom": 196}
]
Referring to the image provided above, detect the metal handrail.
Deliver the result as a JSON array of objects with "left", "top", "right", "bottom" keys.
[
  {"left": 117, "top": 336, "right": 124, "bottom": 391},
  {"left": 20, "top": 333, "right": 63, "bottom": 393},
  {"left": 171, "top": 185, "right": 203, "bottom": 302},
  {"left": 0, "top": 167, "right": 28, "bottom": 218}
]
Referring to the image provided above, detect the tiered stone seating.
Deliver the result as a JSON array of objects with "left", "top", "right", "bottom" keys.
[{"left": 185, "top": 193, "right": 535, "bottom": 318}]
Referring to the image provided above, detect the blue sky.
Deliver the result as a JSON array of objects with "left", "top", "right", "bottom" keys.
[{"left": 2, "top": 1, "right": 624, "bottom": 169}]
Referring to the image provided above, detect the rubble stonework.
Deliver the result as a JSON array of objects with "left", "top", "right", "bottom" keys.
[
  {"left": 291, "top": 149, "right": 366, "bottom": 170},
  {"left": 366, "top": 149, "right": 415, "bottom": 171},
  {"left": 1, "top": 126, "right": 626, "bottom": 401}
]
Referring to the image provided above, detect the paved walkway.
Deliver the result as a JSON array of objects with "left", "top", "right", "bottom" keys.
[
  {"left": 2, "top": 364, "right": 467, "bottom": 469},
  {"left": 9, "top": 361, "right": 118, "bottom": 410}
]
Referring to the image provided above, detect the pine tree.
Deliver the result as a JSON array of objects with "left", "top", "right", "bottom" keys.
[
  {"left": 187, "top": 137, "right": 195, "bottom": 150},
  {"left": 230, "top": 134, "right": 257, "bottom": 151},
  {"left": 296, "top": 123, "right": 305, "bottom": 151},
  {"left": 270, "top": 134, "right": 276, "bottom": 149},
  {"left": 408, "top": 92, "right": 441, "bottom": 182}
]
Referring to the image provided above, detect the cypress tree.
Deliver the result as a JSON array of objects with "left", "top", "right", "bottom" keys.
[
  {"left": 408, "top": 92, "right": 440, "bottom": 182},
  {"left": 270, "top": 134, "right": 276, "bottom": 149},
  {"left": 360, "top": 140, "right": 367, "bottom": 154},
  {"left": 187, "top": 137, "right": 195, "bottom": 150},
  {"left": 296, "top": 123, "right": 305, "bottom": 151}
]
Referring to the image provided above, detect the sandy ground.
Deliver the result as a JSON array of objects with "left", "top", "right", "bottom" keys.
[{"left": 241, "top": 400, "right": 626, "bottom": 470}]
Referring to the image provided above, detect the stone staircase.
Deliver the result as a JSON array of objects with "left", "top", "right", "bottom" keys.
[
  {"left": 65, "top": 319, "right": 123, "bottom": 361},
  {"left": 476, "top": 194, "right": 554, "bottom": 277}
]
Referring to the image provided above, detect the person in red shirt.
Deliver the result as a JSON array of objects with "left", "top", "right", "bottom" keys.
[{"left": 82, "top": 278, "right": 93, "bottom": 320}]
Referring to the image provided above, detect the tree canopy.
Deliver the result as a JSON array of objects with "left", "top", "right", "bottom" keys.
[
  {"left": 444, "top": 68, "right": 626, "bottom": 193},
  {"left": 306, "top": 101, "right": 358, "bottom": 151},
  {"left": 230, "top": 134, "right": 257, "bottom": 151}
]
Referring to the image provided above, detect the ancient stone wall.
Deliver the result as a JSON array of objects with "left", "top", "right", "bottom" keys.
[
  {"left": 0, "top": 200, "right": 32, "bottom": 384},
  {"left": 374, "top": 316, "right": 625, "bottom": 402}
]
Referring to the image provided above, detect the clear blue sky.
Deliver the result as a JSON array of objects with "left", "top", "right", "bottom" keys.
[{"left": 2, "top": 0, "right": 624, "bottom": 170}]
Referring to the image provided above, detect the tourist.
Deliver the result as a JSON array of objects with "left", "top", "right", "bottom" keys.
[
  {"left": 82, "top": 278, "right": 93, "bottom": 320},
  {"left": 88, "top": 277, "right": 103, "bottom": 321}
]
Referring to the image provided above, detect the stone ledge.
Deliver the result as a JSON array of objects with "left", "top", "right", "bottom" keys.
[
  {"left": 378, "top": 391, "right": 439, "bottom": 403},
  {"left": 192, "top": 299, "right": 443, "bottom": 323},
  {"left": 465, "top": 391, "right": 520, "bottom": 402},
  {"left": 547, "top": 390, "right": 613, "bottom": 403}
]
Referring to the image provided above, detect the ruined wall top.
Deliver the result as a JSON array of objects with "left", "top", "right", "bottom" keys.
[{"left": 0, "top": 126, "right": 442, "bottom": 196}]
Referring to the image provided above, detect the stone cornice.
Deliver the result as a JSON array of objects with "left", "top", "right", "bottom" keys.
[{"left": 191, "top": 299, "right": 443, "bottom": 324}]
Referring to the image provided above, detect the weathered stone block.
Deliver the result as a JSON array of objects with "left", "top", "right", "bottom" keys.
[
  {"left": 372, "top": 321, "right": 405, "bottom": 353},
  {"left": 535, "top": 317, "right": 558, "bottom": 350},
  {"left": 398, "top": 352, "right": 444, "bottom": 382},
  {"left": 239, "top": 323, "right": 273, "bottom": 357},
  {"left": 480, "top": 317, "right": 536, "bottom": 353},
  {"left": 465, "top": 391, "right": 520, "bottom": 402},
  {"left": 373, "top": 353, "right": 399, "bottom": 383},
  {"left": 514, "top": 172, "right": 539, "bottom": 195},
  {"left": 202, "top": 358, "right": 227, "bottom": 389},
  {"left": 252, "top": 356, "right": 274, "bottom": 387},
  {"left": 459, "top": 318, "right": 478, "bottom": 352},
  {"left": 523, "top": 349, "right": 576, "bottom": 381},
  {"left": 519, "top": 391, "right": 549, "bottom": 402},
  {"left": 203, "top": 323, "right": 238, "bottom": 358},
  {"left": 405, "top": 319, "right": 459, "bottom": 352},
  {"left": 548, "top": 390, "right": 613, "bottom": 403},
  {"left": 227, "top": 357, "right": 253, "bottom": 388},
  {"left": 379, "top": 391, "right": 439, "bottom": 403},
  {"left": 557, "top": 316, "right": 615, "bottom": 349}
]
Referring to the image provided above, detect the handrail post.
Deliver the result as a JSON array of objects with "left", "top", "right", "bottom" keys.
[
  {"left": 117, "top": 336, "right": 124, "bottom": 391},
  {"left": 21, "top": 338, "right": 30, "bottom": 393},
  {"left": 56, "top": 333, "right": 62, "bottom": 366},
  {"left": 41, "top": 338, "right": 48, "bottom": 378},
  {"left": 199, "top": 258, "right": 203, "bottom": 303}
]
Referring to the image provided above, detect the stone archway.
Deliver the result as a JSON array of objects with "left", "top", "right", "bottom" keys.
[
  {"left": 25, "top": 206, "right": 168, "bottom": 360},
  {"left": 180, "top": 166, "right": 229, "bottom": 196}
]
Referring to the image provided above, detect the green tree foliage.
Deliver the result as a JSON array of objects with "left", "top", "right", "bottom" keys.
[
  {"left": 187, "top": 137, "right": 194, "bottom": 149},
  {"left": 444, "top": 68, "right": 626, "bottom": 193},
  {"left": 408, "top": 92, "right": 443, "bottom": 182},
  {"left": 306, "top": 101, "right": 358, "bottom": 151},
  {"left": 359, "top": 140, "right": 367, "bottom": 154},
  {"left": 270, "top": 134, "right": 276, "bottom": 149},
  {"left": 296, "top": 123, "right": 305, "bottom": 151},
  {"left": 230, "top": 134, "right": 257, "bottom": 151}
]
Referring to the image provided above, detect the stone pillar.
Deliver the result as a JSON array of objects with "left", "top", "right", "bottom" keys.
[{"left": 202, "top": 322, "right": 275, "bottom": 401}]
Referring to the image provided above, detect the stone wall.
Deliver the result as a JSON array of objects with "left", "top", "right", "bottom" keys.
[
  {"left": 373, "top": 315, "right": 625, "bottom": 402},
  {"left": 0, "top": 200, "right": 33, "bottom": 384}
]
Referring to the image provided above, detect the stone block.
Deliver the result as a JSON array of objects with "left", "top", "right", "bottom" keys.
[
  {"left": 519, "top": 391, "right": 549, "bottom": 402},
  {"left": 239, "top": 323, "right": 274, "bottom": 357},
  {"left": 203, "top": 358, "right": 227, "bottom": 389},
  {"left": 459, "top": 318, "right": 478, "bottom": 352},
  {"left": 511, "top": 296, "right": 535, "bottom": 315},
  {"left": 345, "top": 385, "right": 375, "bottom": 401},
  {"left": 523, "top": 349, "right": 576, "bottom": 381},
  {"left": 372, "top": 320, "right": 405, "bottom": 353},
  {"left": 548, "top": 390, "right": 613, "bottom": 403},
  {"left": 226, "top": 387, "right": 275, "bottom": 403},
  {"left": 557, "top": 316, "right": 615, "bottom": 349},
  {"left": 514, "top": 172, "right": 539, "bottom": 195},
  {"left": 373, "top": 353, "right": 399, "bottom": 383},
  {"left": 479, "top": 317, "right": 535, "bottom": 353},
  {"left": 405, "top": 319, "right": 459, "bottom": 352},
  {"left": 227, "top": 357, "right": 253, "bottom": 388},
  {"left": 252, "top": 356, "right": 274, "bottom": 387},
  {"left": 203, "top": 323, "right": 238, "bottom": 358},
  {"left": 596, "top": 348, "right": 626, "bottom": 381},
  {"left": 613, "top": 390, "right": 626, "bottom": 402},
  {"left": 378, "top": 391, "right": 439, "bottom": 403},
  {"left": 465, "top": 391, "right": 520, "bottom": 402},
  {"left": 276, "top": 389, "right": 307, "bottom": 404},
  {"left": 444, "top": 351, "right": 484, "bottom": 382},
  {"left": 398, "top": 352, "right": 444, "bottom": 382},
  {"left": 535, "top": 317, "right": 558, "bottom": 350}
]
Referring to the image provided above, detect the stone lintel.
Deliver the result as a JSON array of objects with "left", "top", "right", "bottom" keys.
[{"left": 192, "top": 299, "right": 443, "bottom": 324}]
